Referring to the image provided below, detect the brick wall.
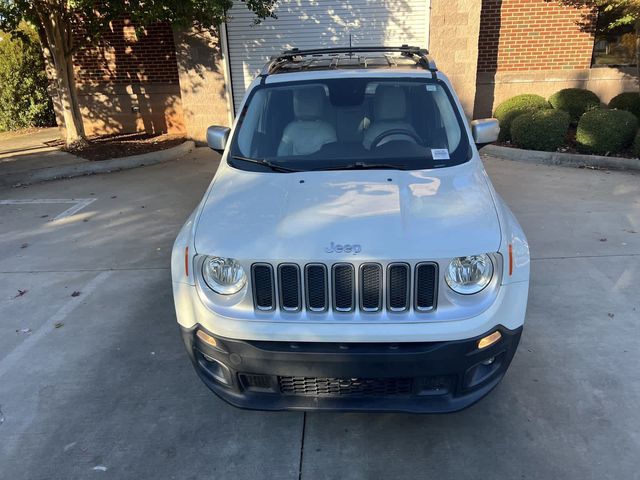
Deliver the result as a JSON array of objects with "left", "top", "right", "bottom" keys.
[
  {"left": 477, "top": 0, "right": 595, "bottom": 73},
  {"left": 70, "top": 20, "right": 185, "bottom": 136},
  {"left": 174, "top": 28, "right": 232, "bottom": 142},
  {"left": 73, "top": 20, "right": 179, "bottom": 85}
]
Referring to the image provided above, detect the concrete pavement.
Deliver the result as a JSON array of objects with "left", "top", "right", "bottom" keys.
[
  {"left": 0, "top": 127, "right": 61, "bottom": 158},
  {"left": 0, "top": 127, "right": 86, "bottom": 186},
  {"left": 0, "top": 127, "right": 195, "bottom": 187},
  {"left": 0, "top": 148, "right": 638, "bottom": 479}
]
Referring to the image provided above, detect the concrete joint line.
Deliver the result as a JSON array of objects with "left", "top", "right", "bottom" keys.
[
  {"left": 0, "top": 198, "right": 97, "bottom": 221},
  {"left": 0, "top": 271, "right": 112, "bottom": 380}
]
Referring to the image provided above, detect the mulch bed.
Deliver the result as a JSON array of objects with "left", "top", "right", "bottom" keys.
[{"left": 60, "top": 133, "right": 186, "bottom": 161}]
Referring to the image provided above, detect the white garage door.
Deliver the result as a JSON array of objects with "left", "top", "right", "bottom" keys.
[{"left": 225, "top": 0, "right": 430, "bottom": 113}]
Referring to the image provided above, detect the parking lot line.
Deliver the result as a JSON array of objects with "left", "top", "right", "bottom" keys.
[
  {"left": 0, "top": 198, "right": 97, "bottom": 221},
  {"left": 0, "top": 271, "right": 112, "bottom": 379}
]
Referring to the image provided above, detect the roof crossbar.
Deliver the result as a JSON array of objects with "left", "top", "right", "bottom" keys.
[{"left": 260, "top": 45, "right": 437, "bottom": 76}]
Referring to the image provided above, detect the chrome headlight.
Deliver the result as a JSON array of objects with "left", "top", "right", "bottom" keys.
[
  {"left": 202, "top": 256, "right": 247, "bottom": 295},
  {"left": 445, "top": 254, "right": 494, "bottom": 295}
]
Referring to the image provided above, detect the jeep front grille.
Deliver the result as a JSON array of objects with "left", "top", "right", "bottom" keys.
[
  {"left": 360, "top": 263, "right": 383, "bottom": 311},
  {"left": 415, "top": 263, "right": 438, "bottom": 311},
  {"left": 387, "top": 263, "right": 410, "bottom": 311},
  {"left": 251, "top": 264, "right": 275, "bottom": 311},
  {"left": 333, "top": 263, "right": 355, "bottom": 311},
  {"left": 278, "top": 264, "right": 301, "bottom": 311},
  {"left": 251, "top": 262, "right": 438, "bottom": 313},
  {"left": 305, "top": 264, "right": 328, "bottom": 311}
]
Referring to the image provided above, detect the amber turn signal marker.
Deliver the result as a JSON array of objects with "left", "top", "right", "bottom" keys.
[
  {"left": 478, "top": 331, "right": 502, "bottom": 349},
  {"left": 185, "top": 246, "right": 189, "bottom": 277},
  {"left": 508, "top": 244, "right": 513, "bottom": 276},
  {"left": 196, "top": 329, "right": 218, "bottom": 348}
]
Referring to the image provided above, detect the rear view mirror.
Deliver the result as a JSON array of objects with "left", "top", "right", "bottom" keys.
[
  {"left": 471, "top": 118, "right": 500, "bottom": 147},
  {"left": 206, "top": 126, "right": 231, "bottom": 153}
]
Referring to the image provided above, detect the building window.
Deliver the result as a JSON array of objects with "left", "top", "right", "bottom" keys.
[{"left": 592, "top": 10, "right": 637, "bottom": 67}]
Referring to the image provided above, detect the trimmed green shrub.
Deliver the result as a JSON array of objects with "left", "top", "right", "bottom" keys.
[
  {"left": 0, "top": 26, "right": 55, "bottom": 132},
  {"left": 493, "top": 94, "right": 551, "bottom": 141},
  {"left": 633, "top": 130, "right": 640, "bottom": 157},
  {"left": 548, "top": 88, "right": 600, "bottom": 123},
  {"left": 510, "top": 109, "right": 570, "bottom": 152},
  {"left": 576, "top": 109, "right": 638, "bottom": 154},
  {"left": 609, "top": 92, "right": 640, "bottom": 119}
]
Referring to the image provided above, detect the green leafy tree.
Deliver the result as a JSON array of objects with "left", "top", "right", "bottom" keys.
[
  {"left": 555, "top": 0, "right": 640, "bottom": 86},
  {"left": 0, "top": 25, "right": 55, "bottom": 131},
  {"left": 0, "top": 1, "right": 276, "bottom": 145}
]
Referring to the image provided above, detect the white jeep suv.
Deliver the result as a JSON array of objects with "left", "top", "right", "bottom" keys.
[{"left": 171, "top": 46, "right": 529, "bottom": 413}]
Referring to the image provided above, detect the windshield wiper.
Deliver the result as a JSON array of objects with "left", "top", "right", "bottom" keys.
[
  {"left": 313, "top": 161, "right": 408, "bottom": 171},
  {"left": 231, "top": 155, "right": 300, "bottom": 173}
]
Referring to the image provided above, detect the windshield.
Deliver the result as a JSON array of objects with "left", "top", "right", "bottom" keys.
[{"left": 229, "top": 77, "right": 471, "bottom": 172}]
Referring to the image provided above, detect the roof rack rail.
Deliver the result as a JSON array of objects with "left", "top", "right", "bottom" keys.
[{"left": 260, "top": 45, "right": 437, "bottom": 76}]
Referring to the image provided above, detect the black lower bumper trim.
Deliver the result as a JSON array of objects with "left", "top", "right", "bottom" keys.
[{"left": 179, "top": 324, "right": 522, "bottom": 413}]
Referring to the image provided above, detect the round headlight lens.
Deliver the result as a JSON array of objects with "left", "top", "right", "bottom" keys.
[
  {"left": 445, "top": 254, "right": 494, "bottom": 295},
  {"left": 202, "top": 256, "right": 247, "bottom": 295}
]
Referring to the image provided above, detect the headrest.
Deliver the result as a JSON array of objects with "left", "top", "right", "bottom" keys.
[
  {"left": 374, "top": 86, "right": 407, "bottom": 121},
  {"left": 293, "top": 87, "right": 326, "bottom": 120}
]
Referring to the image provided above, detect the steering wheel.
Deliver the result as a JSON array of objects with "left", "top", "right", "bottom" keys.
[{"left": 370, "top": 129, "right": 422, "bottom": 149}]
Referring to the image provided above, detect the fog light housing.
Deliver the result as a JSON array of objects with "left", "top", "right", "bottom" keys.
[
  {"left": 478, "top": 330, "right": 502, "bottom": 349},
  {"left": 197, "top": 355, "right": 232, "bottom": 386}
]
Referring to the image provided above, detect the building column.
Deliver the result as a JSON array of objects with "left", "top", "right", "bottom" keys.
[
  {"left": 428, "top": 0, "right": 483, "bottom": 118},
  {"left": 173, "top": 27, "right": 232, "bottom": 144}
]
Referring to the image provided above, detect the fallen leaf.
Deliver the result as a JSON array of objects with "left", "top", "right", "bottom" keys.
[
  {"left": 599, "top": 238, "right": 607, "bottom": 242},
  {"left": 16, "top": 328, "right": 31, "bottom": 334},
  {"left": 20, "top": 243, "right": 28, "bottom": 249},
  {"left": 63, "top": 442, "right": 76, "bottom": 452},
  {"left": 71, "top": 291, "right": 81, "bottom": 297},
  {"left": 607, "top": 313, "right": 615, "bottom": 318},
  {"left": 40, "top": 215, "right": 49, "bottom": 218},
  {"left": 54, "top": 322, "right": 64, "bottom": 329},
  {"left": 14, "top": 289, "right": 27, "bottom": 298}
]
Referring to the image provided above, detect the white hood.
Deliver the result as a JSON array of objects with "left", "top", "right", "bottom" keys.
[{"left": 194, "top": 161, "right": 501, "bottom": 262}]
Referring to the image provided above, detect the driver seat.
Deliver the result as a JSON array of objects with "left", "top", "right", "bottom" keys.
[
  {"left": 277, "top": 87, "right": 337, "bottom": 156},
  {"left": 362, "top": 85, "right": 417, "bottom": 150}
]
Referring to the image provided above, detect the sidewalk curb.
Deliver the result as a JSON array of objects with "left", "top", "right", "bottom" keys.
[
  {"left": 481, "top": 144, "right": 640, "bottom": 173},
  {"left": 2, "top": 140, "right": 195, "bottom": 187}
]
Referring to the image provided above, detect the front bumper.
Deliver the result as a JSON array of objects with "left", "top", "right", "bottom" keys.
[{"left": 180, "top": 324, "right": 522, "bottom": 413}]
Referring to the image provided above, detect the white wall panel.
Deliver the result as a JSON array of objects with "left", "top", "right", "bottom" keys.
[{"left": 226, "top": 0, "right": 430, "bottom": 112}]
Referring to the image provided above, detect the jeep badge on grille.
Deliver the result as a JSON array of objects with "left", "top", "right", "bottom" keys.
[{"left": 325, "top": 242, "right": 362, "bottom": 254}]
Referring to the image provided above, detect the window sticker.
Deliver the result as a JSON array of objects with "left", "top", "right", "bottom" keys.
[
  {"left": 426, "top": 85, "right": 437, "bottom": 92},
  {"left": 431, "top": 148, "right": 450, "bottom": 160}
]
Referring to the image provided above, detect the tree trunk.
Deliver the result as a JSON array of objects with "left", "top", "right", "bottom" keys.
[
  {"left": 36, "top": 25, "right": 65, "bottom": 135},
  {"left": 35, "top": 6, "right": 87, "bottom": 146}
]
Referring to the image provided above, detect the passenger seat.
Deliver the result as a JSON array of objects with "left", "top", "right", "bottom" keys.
[{"left": 277, "top": 87, "right": 337, "bottom": 156}]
